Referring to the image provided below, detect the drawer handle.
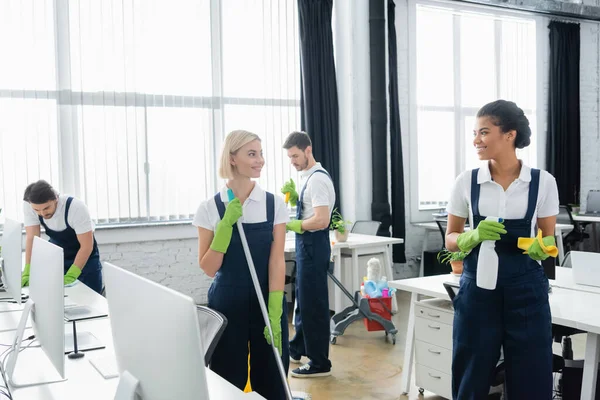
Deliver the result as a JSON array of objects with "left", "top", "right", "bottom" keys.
[
  {"left": 427, "top": 313, "right": 440, "bottom": 318},
  {"left": 428, "top": 349, "right": 441, "bottom": 355},
  {"left": 428, "top": 372, "right": 442, "bottom": 379},
  {"left": 427, "top": 324, "right": 441, "bottom": 330}
]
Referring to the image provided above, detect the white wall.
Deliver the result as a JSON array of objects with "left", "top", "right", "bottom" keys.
[
  {"left": 95, "top": 225, "right": 212, "bottom": 304},
  {"left": 580, "top": 20, "right": 600, "bottom": 211}
]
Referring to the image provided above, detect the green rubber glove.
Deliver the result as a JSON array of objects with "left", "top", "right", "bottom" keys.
[
  {"left": 210, "top": 198, "right": 243, "bottom": 253},
  {"left": 280, "top": 179, "right": 299, "bottom": 207},
  {"left": 64, "top": 264, "right": 82, "bottom": 285},
  {"left": 263, "top": 290, "right": 284, "bottom": 354},
  {"left": 526, "top": 235, "right": 556, "bottom": 261},
  {"left": 21, "top": 263, "right": 31, "bottom": 287},
  {"left": 456, "top": 220, "right": 507, "bottom": 253},
  {"left": 286, "top": 219, "right": 304, "bottom": 234}
]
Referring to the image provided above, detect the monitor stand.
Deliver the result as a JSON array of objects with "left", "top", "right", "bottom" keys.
[
  {"left": 114, "top": 370, "right": 141, "bottom": 400},
  {"left": 5, "top": 300, "right": 67, "bottom": 388}
]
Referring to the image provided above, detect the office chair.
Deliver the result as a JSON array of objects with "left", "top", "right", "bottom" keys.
[
  {"left": 558, "top": 205, "right": 590, "bottom": 253},
  {"left": 196, "top": 305, "right": 228, "bottom": 366},
  {"left": 351, "top": 220, "right": 382, "bottom": 236}
]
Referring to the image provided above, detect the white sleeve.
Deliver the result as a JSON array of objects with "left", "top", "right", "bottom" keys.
[
  {"left": 67, "top": 198, "right": 94, "bottom": 234},
  {"left": 273, "top": 195, "right": 290, "bottom": 226},
  {"left": 309, "top": 175, "right": 333, "bottom": 209},
  {"left": 446, "top": 171, "right": 470, "bottom": 218},
  {"left": 23, "top": 201, "right": 41, "bottom": 227},
  {"left": 193, "top": 199, "right": 216, "bottom": 231},
  {"left": 537, "top": 172, "right": 560, "bottom": 218}
]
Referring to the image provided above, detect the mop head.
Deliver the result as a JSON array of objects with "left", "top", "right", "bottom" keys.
[{"left": 292, "top": 391, "right": 312, "bottom": 400}]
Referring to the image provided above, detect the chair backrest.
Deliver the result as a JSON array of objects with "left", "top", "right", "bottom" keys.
[
  {"left": 196, "top": 305, "right": 228, "bottom": 366},
  {"left": 557, "top": 205, "right": 574, "bottom": 225},
  {"left": 561, "top": 251, "right": 572, "bottom": 268},
  {"left": 351, "top": 220, "right": 381, "bottom": 236},
  {"left": 586, "top": 190, "right": 600, "bottom": 213}
]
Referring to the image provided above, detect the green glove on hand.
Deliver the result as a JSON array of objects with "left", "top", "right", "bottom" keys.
[
  {"left": 64, "top": 264, "right": 82, "bottom": 285},
  {"left": 286, "top": 219, "right": 304, "bottom": 234},
  {"left": 21, "top": 263, "right": 31, "bottom": 287},
  {"left": 456, "top": 220, "right": 507, "bottom": 253},
  {"left": 526, "top": 235, "right": 556, "bottom": 261},
  {"left": 210, "top": 198, "right": 243, "bottom": 253},
  {"left": 263, "top": 290, "right": 284, "bottom": 354},
  {"left": 280, "top": 179, "right": 299, "bottom": 207}
]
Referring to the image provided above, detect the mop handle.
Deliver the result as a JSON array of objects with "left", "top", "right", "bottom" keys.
[{"left": 228, "top": 190, "right": 294, "bottom": 400}]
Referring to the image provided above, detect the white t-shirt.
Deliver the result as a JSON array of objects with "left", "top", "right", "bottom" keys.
[
  {"left": 193, "top": 183, "right": 289, "bottom": 231},
  {"left": 298, "top": 163, "right": 336, "bottom": 224},
  {"left": 446, "top": 162, "right": 560, "bottom": 236},
  {"left": 23, "top": 194, "right": 95, "bottom": 234}
]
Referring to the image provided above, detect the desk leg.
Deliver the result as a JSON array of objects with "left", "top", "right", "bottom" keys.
[
  {"left": 401, "top": 292, "right": 418, "bottom": 394},
  {"left": 581, "top": 332, "right": 600, "bottom": 400},
  {"left": 593, "top": 223, "right": 599, "bottom": 252},
  {"left": 383, "top": 246, "right": 398, "bottom": 313},
  {"left": 555, "top": 227, "right": 565, "bottom": 266},
  {"left": 352, "top": 250, "right": 359, "bottom": 300},
  {"left": 334, "top": 248, "right": 342, "bottom": 313}
]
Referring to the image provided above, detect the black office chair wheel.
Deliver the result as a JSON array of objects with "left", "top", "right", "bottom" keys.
[
  {"left": 418, "top": 387, "right": 425, "bottom": 395},
  {"left": 330, "top": 335, "right": 337, "bottom": 345}
]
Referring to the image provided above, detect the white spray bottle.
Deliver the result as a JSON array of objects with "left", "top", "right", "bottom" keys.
[{"left": 476, "top": 216, "right": 501, "bottom": 290}]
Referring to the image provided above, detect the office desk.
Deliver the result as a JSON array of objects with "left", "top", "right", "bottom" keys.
[
  {"left": 285, "top": 232, "right": 404, "bottom": 312},
  {"left": 414, "top": 222, "right": 574, "bottom": 270},
  {"left": 390, "top": 271, "right": 600, "bottom": 400},
  {"left": 1, "top": 282, "right": 264, "bottom": 400}
]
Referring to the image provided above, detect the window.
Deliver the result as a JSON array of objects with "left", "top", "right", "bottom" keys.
[
  {"left": 0, "top": 0, "right": 300, "bottom": 224},
  {"left": 410, "top": 2, "right": 538, "bottom": 219}
]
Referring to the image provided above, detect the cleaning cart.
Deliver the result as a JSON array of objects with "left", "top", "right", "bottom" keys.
[{"left": 328, "top": 271, "right": 398, "bottom": 345}]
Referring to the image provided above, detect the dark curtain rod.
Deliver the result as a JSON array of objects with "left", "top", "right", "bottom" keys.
[{"left": 452, "top": 0, "right": 600, "bottom": 23}]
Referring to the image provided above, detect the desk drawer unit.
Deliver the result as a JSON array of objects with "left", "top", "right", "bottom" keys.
[{"left": 414, "top": 298, "right": 454, "bottom": 399}]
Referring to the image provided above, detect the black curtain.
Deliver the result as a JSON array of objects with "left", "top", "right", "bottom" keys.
[
  {"left": 370, "top": 0, "right": 392, "bottom": 238},
  {"left": 298, "top": 0, "right": 340, "bottom": 211},
  {"left": 547, "top": 21, "right": 580, "bottom": 205},
  {"left": 388, "top": 0, "right": 406, "bottom": 263}
]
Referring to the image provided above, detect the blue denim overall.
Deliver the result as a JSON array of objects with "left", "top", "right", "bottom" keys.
[
  {"left": 39, "top": 197, "right": 103, "bottom": 294},
  {"left": 452, "top": 168, "right": 553, "bottom": 399},
  {"left": 208, "top": 192, "right": 290, "bottom": 400},
  {"left": 289, "top": 170, "right": 332, "bottom": 371}
]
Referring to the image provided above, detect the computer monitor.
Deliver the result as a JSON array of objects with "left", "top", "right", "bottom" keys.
[
  {"left": 0, "top": 218, "right": 23, "bottom": 304},
  {"left": 5, "top": 236, "right": 66, "bottom": 387},
  {"left": 103, "top": 262, "right": 209, "bottom": 400}
]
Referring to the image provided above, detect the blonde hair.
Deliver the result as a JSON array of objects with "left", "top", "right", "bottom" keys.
[{"left": 219, "top": 130, "right": 262, "bottom": 180}]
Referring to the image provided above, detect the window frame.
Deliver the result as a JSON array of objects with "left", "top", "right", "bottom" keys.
[
  {"left": 0, "top": 0, "right": 300, "bottom": 225},
  {"left": 408, "top": 0, "right": 547, "bottom": 222}
]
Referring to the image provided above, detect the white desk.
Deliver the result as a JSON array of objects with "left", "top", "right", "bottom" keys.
[
  {"left": 390, "top": 271, "right": 600, "bottom": 400},
  {"left": 414, "top": 222, "right": 574, "bottom": 269},
  {"left": 285, "top": 232, "right": 404, "bottom": 312},
  {"left": 1, "top": 282, "right": 264, "bottom": 400}
]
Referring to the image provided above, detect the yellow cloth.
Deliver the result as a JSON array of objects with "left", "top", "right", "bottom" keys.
[
  {"left": 517, "top": 229, "right": 559, "bottom": 258},
  {"left": 244, "top": 348, "right": 252, "bottom": 392}
]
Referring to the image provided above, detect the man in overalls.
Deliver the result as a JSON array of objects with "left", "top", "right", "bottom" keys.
[
  {"left": 21, "top": 180, "right": 103, "bottom": 294},
  {"left": 282, "top": 131, "right": 336, "bottom": 378}
]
